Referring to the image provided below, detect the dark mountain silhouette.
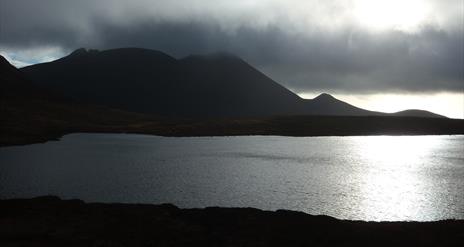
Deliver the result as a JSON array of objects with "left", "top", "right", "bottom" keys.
[
  {"left": 0, "top": 55, "right": 158, "bottom": 145},
  {"left": 391, "top": 109, "right": 445, "bottom": 118},
  {"left": 21, "top": 48, "right": 305, "bottom": 117},
  {"left": 176, "top": 52, "right": 305, "bottom": 117},
  {"left": 304, "top": 93, "right": 378, "bottom": 116},
  {"left": 3, "top": 51, "right": 461, "bottom": 146},
  {"left": 21, "top": 48, "right": 442, "bottom": 118},
  {"left": 1, "top": 55, "right": 47, "bottom": 100}
]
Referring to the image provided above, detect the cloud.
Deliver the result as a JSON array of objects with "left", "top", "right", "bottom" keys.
[{"left": 0, "top": 0, "right": 462, "bottom": 93}]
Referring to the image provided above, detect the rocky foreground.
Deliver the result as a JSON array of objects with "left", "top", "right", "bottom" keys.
[{"left": 1, "top": 196, "right": 463, "bottom": 247}]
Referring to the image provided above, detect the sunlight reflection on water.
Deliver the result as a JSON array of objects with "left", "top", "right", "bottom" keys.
[
  {"left": 0, "top": 134, "right": 463, "bottom": 221},
  {"left": 356, "top": 136, "right": 449, "bottom": 220}
]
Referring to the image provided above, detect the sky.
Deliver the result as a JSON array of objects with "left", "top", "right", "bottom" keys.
[{"left": 0, "top": 0, "right": 463, "bottom": 118}]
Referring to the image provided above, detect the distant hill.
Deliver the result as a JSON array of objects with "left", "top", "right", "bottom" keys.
[
  {"left": 391, "top": 109, "right": 445, "bottom": 118},
  {"left": 21, "top": 48, "right": 442, "bottom": 118}
]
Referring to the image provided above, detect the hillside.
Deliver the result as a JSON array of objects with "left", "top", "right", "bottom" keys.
[
  {"left": 21, "top": 48, "right": 440, "bottom": 118},
  {"left": 0, "top": 55, "right": 161, "bottom": 146}
]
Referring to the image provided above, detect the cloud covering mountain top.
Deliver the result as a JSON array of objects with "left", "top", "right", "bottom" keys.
[{"left": 0, "top": 0, "right": 462, "bottom": 93}]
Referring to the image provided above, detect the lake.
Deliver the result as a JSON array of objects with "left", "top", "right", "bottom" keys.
[{"left": 0, "top": 134, "right": 463, "bottom": 221}]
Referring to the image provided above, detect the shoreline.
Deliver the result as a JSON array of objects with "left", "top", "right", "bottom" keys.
[
  {"left": 1, "top": 196, "right": 463, "bottom": 246},
  {"left": 2, "top": 115, "right": 464, "bottom": 147},
  {"left": 3, "top": 131, "right": 464, "bottom": 148}
]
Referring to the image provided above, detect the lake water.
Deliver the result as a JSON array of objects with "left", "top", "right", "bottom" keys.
[{"left": 1, "top": 134, "right": 463, "bottom": 221}]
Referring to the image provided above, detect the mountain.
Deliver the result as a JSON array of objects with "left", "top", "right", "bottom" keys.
[
  {"left": 303, "top": 93, "right": 381, "bottom": 116},
  {"left": 391, "top": 109, "right": 445, "bottom": 118},
  {"left": 2, "top": 53, "right": 463, "bottom": 146},
  {"left": 1, "top": 55, "right": 48, "bottom": 100},
  {"left": 20, "top": 48, "right": 305, "bottom": 117},
  {"left": 21, "top": 48, "right": 414, "bottom": 118},
  {"left": 0, "top": 55, "right": 159, "bottom": 146}
]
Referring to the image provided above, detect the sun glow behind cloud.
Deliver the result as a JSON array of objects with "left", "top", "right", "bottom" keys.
[
  {"left": 1, "top": 0, "right": 462, "bottom": 118},
  {"left": 353, "top": 0, "right": 430, "bottom": 32}
]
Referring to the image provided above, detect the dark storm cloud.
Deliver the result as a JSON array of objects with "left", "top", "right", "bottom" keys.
[{"left": 0, "top": 0, "right": 462, "bottom": 93}]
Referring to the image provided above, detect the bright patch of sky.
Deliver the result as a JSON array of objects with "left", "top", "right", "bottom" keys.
[
  {"left": 299, "top": 91, "right": 464, "bottom": 119},
  {"left": 1, "top": 0, "right": 462, "bottom": 117},
  {"left": 0, "top": 46, "right": 66, "bottom": 68}
]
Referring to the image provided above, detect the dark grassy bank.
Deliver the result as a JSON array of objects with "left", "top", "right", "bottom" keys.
[
  {"left": 1, "top": 196, "right": 463, "bottom": 247},
  {"left": 1, "top": 110, "right": 464, "bottom": 147},
  {"left": 162, "top": 115, "right": 464, "bottom": 137}
]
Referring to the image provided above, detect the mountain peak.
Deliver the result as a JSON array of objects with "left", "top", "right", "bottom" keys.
[
  {"left": 0, "top": 55, "right": 11, "bottom": 67},
  {"left": 392, "top": 109, "right": 446, "bottom": 118},
  {"left": 313, "top": 93, "right": 336, "bottom": 101},
  {"left": 69, "top": 48, "right": 99, "bottom": 57},
  {"left": 0, "top": 55, "right": 19, "bottom": 72},
  {"left": 71, "top": 48, "right": 87, "bottom": 54}
]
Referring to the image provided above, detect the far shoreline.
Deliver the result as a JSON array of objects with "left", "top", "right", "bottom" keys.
[
  {"left": 2, "top": 129, "right": 464, "bottom": 148},
  {"left": 2, "top": 115, "right": 464, "bottom": 147}
]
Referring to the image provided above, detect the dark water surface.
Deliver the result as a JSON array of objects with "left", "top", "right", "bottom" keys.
[{"left": 1, "top": 134, "right": 463, "bottom": 221}]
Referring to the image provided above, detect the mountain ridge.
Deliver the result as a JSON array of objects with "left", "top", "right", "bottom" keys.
[
  {"left": 19, "top": 48, "right": 446, "bottom": 119},
  {"left": 2, "top": 54, "right": 463, "bottom": 147}
]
